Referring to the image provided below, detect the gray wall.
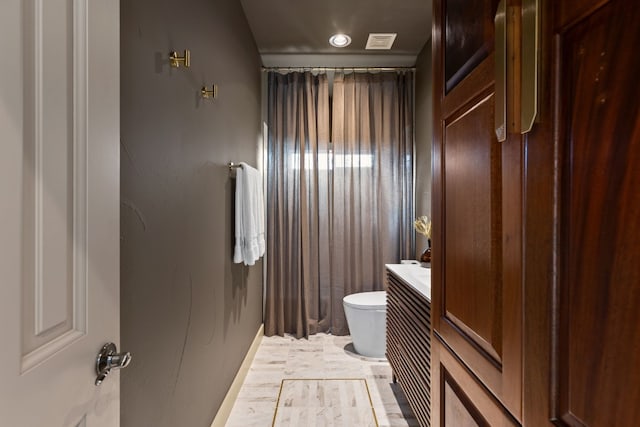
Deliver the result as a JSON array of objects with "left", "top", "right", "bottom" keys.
[
  {"left": 415, "top": 41, "right": 433, "bottom": 254},
  {"left": 120, "top": 0, "right": 263, "bottom": 425}
]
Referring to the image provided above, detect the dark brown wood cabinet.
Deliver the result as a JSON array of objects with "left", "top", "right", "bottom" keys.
[
  {"left": 432, "top": 0, "right": 524, "bottom": 424},
  {"left": 432, "top": 0, "right": 640, "bottom": 425}
]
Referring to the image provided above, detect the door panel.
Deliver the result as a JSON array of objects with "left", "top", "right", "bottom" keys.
[
  {"left": 444, "top": 381, "right": 485, "bottom": 427},
  {"left": 523, "top": 0, "right": 640, "bottom": 425},
  {"left": 0, "top": 0, "right": 120, "bottom": 425},
  {"left": 432, "top": 0, "right": 522, "bottom": 421},
  {"left": 444, "top": 0, "right": 495, "bottom": 92},
  {"left": 442, "top": 92, "right": 502, "bottom": 365},
  {"left": 432, "top": 345, "right": 519, "bottom": 427},
  {"left": 553, "top": 0, "right": 640, "bottom": 425},
  {"left": 558, "top": 0, "right": 610, "bottom": 28},
  {"left": 21, "top": 0, "right": 88, "bottom": 368}
]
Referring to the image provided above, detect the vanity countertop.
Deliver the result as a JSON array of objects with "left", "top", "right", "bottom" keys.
[{"left": 385, "top": 264, "right": 431, "bottom": 302}]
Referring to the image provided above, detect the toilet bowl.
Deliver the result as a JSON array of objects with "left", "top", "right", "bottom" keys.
[{"left": 343, "top": 291, "right": 387, "bottom": 358}]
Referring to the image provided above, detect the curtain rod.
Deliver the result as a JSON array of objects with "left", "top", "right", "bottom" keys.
[{"left": 261, "top": 66, "right": 416, "bottom": 73}]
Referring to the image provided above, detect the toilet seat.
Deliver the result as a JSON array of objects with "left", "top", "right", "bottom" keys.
[{"left": 343, "top": 291, "right": 386, "bottom": 310}]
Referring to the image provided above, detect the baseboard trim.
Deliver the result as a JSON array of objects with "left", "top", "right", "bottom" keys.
[{"left": 210, "top": 323, "right": 264, "bottom": 427}]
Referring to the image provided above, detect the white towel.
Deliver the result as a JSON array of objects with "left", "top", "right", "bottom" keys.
[{"left": 233, "top": 162, "right": 265, "bottom": 266}]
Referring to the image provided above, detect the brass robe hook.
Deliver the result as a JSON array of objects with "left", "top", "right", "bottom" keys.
[
  {"left": 201, "top": 85, "right": 217, "bottom": 99},
  {"left": 169, "top": 50, "right": 191, "bottom": 68}
]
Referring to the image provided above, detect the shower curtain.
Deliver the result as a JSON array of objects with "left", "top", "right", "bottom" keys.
[{"left": 265, "top": 71, "right": 414, "bottom": 338}]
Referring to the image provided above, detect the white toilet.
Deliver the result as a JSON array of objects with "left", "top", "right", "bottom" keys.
[{"left": 343, "top": 291, "right": 387, "bottom": 358}]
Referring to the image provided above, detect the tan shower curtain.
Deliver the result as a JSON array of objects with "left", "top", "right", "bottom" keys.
[
  {"left": 265, "top": 71, "right": 414, "bottom": 338},
  {"left": 330, "top": 72, "right": 414, "bottom": 335},
  {"left": 265, "top": 72, "right": 331, "bottom": 338}
]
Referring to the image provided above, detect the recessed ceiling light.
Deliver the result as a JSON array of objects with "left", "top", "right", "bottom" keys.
[{"left": 329, "top": 33, "right": 352, "bottom": 48}]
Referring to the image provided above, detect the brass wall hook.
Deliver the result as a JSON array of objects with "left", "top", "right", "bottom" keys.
[
  {"left": 169, "top": 50, "right": 191, "bottom": 68},
  {"left": 201, "top": 85, "right": 217, "bottom": 99}
]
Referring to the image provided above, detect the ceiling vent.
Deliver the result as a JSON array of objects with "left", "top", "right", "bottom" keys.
[{"left": 365, "top": 33, "right": 397, "bottom": 50}]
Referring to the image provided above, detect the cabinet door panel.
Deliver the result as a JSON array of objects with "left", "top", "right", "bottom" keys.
[
  {"left": 442, "top": 92, "right": 502, "bottom": 365},
  {"left": 432, "top": 343, "right": 519, "bottom": 427},
  {"left": 444, "top": 0, "right": 496, "bottom": 92},
  {"left": 524, "top": 0, "right": 640, "bottom": 425},
  {"left": 432, "top": 0, "right": 522, "bottom": 421},
  {"left": 552, "top": 1, "right": 640, "bottom": 425}
]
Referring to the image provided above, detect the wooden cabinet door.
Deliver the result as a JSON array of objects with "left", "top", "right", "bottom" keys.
[
  {"left": 524, "top": 0, "right": 640, "bottom": 425},
  {"left": 431, "top": 0, "right": 523, "bottom": 423}
]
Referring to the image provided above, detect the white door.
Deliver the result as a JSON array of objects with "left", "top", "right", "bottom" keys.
[{"left": 0, "top": 0, "right": 121, "bottom": 426}]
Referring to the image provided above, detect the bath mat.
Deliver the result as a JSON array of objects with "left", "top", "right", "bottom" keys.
[{"left": 272, "top": 378, "right": 379, "bottom": 427}]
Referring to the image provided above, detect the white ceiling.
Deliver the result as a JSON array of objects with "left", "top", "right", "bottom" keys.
[{"left": 239, "top": 0, "right": 432, "bottom": 67}]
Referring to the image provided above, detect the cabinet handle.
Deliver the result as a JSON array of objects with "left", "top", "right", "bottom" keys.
[
  {"left": 521, "top": 0, "right": 539, "bottom": 133},
  {"left": 495, "top": 0, "right": 507, "bottom": 142}
]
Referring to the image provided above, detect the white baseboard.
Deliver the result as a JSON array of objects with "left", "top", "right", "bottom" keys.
[{"left": 210, "top": 323, "right": 264, "bottom": 427}]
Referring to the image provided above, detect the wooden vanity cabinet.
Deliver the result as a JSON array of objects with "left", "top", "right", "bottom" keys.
[{"left": 385, "top": 268, "right": 431, "bottom": 427}]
